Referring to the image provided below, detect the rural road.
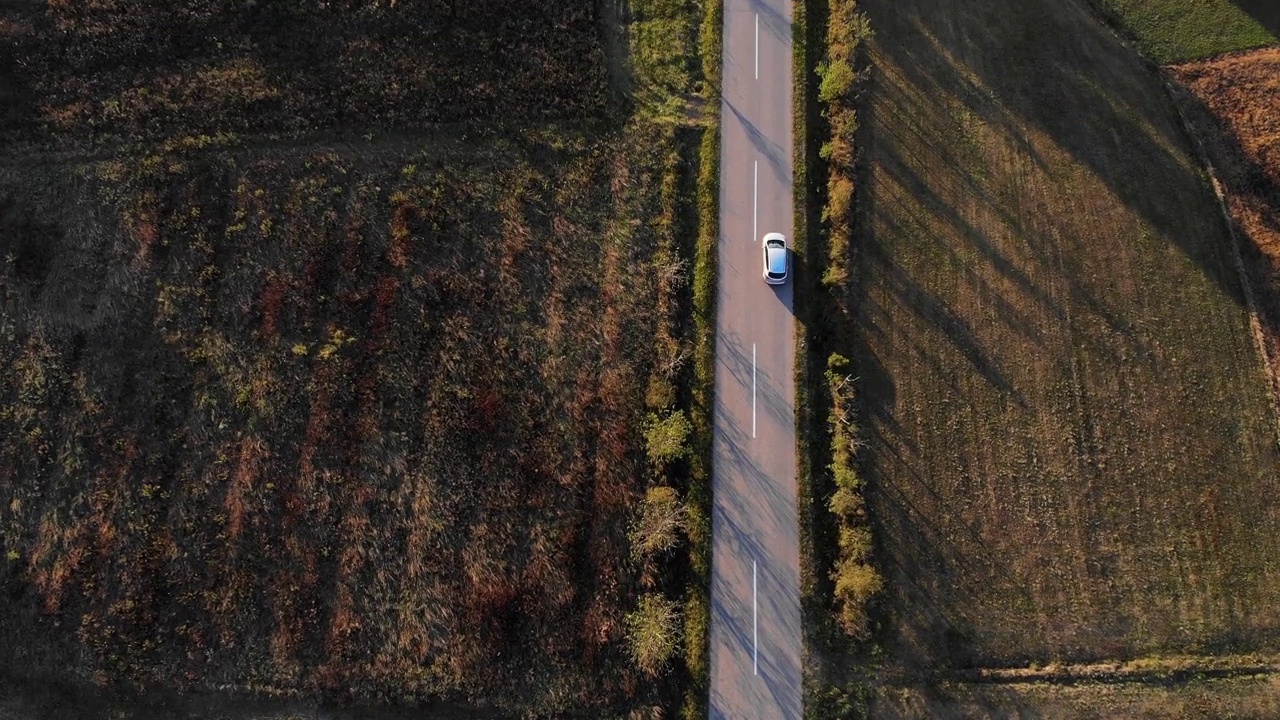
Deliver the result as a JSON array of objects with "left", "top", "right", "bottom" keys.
[{"left": 708, "top": 0, "right": 800, "bottom": 717}]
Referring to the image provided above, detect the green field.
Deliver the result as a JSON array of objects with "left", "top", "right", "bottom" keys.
[
  {"left": 1095, "top": 0, "right": 1279, "bottom": 62},
  {"left": 851, "top": 0, "right": 1280, "bottom": 709}
]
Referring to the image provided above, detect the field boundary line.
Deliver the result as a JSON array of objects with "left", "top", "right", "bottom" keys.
[{"left": 939, "top": 654, "right": 1280, "bottom": 687}]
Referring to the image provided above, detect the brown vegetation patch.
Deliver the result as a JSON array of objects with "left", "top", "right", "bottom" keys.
[
  {"left": 0, "top": 125, "right": 693, "bottom": 714},
  {"left": 0, "top": 0, "right": 714, "bottom": 714},
  {"left": 1168, "top": 47, "right": 1280, "bottom": 422}
]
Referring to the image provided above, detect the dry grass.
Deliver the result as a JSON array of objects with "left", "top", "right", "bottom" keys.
[
  {"left": 874, "top": 674, "right": 1280, "bottom": 720},
  {"left": 853, "top": 0, "right": 1280, "bottom": 693},
  {"left": 1168, "top": 48, "right": 1280, "bottom": 427},
  {"left": 0, "top": 126, "right": 687, "bottom": 713},
  {"left": 0, "top": 1, "right": 712, "bottom": 716}
]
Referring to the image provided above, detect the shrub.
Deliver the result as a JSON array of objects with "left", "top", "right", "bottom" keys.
[
  {"left": 825, "top": 175, "right": 854, "bottom": 225},
  {"left": 830, "top": 110, "right": 859, "bottom": 155},
  {"left": 829, "top": 3, "right": 875, "bottom": 55},
  {"left": 828, "top": 485, "right": 864, "bottom": 519},
  {"left": 818, "top": 60, "right": 857, "bottom": 104},
  {"left": 818, "top": 3, "right": 870, "bottom": 300},
  {"left": 832, "top": 558, "right": 882, "bottom": 637},
  {"left": 645, "top": 375, "right": 678, "bottom": 410},
  {"left": 626, "top": 593, "right": 682, "bottom": 676},
  {"left": 822, "top": 261, "right": 851, "bottom": 290},
  {"left": 838, "top": 526, "right": 873, "bottom": 560},
  {"left": 645, "top": 409, "right": 692, "bottom": 465},
  {"left": 831, "top": 462, "right": 861, "bottom": 492},
  {"left": 824, "top": 352, "right": 880, "bottom": 638},
  {"left": 629, "top": 486, "right": 686, "bottom": 558},
  {"left": 801, "top": 0, "right": 881, "bottom": 709},
  {"left": 682, "top": 587, "right": 708, "bottom": 681}
]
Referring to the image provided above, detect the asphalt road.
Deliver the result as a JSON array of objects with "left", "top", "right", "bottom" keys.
[{"left": 708, "top": 0, "right": 800, "bottom": 717}]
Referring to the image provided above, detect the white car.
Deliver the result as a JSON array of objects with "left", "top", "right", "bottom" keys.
[{"left": 762, "top": 232, "right": 788, "bottom": 285}]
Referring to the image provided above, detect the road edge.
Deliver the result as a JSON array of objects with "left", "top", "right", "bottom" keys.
[
  {"left": 790, "top": 0, "right": 827, "bottom": 713},
  {"left": 683, "top": 1, "right": 723, "bottom": 718}
]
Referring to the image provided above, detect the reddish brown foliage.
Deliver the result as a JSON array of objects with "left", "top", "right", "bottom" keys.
[
  {"left": 0, "top": 118, "right": 684, "bottom": 713},
  {"left": 259, "top": 275, "right": 288, "bottom": 339},
  {"left": 387, "top": 203, "right": 419, "bottom": 270}
]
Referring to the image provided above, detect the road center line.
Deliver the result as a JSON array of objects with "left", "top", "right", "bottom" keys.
[
  {"left": 754, "top": 13, "right": 759, "bottom": 80},
  {"left": 752, "top": 343, "right": 757, "bottom": 439},
  {"left": 753, "top": 559, "right": 758, "bottom": 676},
  {"left": 753, "top": 160, "right": 757, "bottom": 242}
]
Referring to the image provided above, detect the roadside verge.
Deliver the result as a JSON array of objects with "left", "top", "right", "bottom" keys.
[{"left": 792, "top": 0, "right": 881, "bottom": 716}]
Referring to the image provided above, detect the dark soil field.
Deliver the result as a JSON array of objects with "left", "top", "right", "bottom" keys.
[
  {"left": 848, "top": 0, "right": 1280, "bottom": 712},
  {"left": 0, "top": 1, "right": 708, "bottom": 717},
  {"left": 0, "top": 125, "right": 681, "bottom": 713},
  {"left": 0, "top": 0, "right": 608, "bottom": 146}
]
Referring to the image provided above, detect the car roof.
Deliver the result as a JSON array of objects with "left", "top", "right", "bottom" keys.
[{"left": 767, "top": 243, "right": 787, "bottom": 274}]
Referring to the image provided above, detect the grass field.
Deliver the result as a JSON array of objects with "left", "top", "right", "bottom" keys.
[
  {"left": 0, "top": 1, "right": 711, "bottom": 716},
  {"left": 875, "top": 674, "right": 1280, "bottom": 719},
  {"left": 851, "top": 0, "right": 1280, "bottom": 705},
  {"left": 1092, "top": 0, "right": 1279, "bottom": 62}
]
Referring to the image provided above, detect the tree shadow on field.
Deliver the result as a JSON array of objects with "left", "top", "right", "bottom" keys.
[
  {"left": 843, "top": 79, "right": 1001, "bottom": 674},
  {"left": 0, "top": 3, "right": 41, "bottom": 142},
  {"left": 851, "top": 0, "right": 1280, "bottom": 675},
  {"left": 0, "top": 670, "right": 512, "bottom": 720},
  {"left": 2, "top": 0, "right": 609, "bottom": 144},
  {"left": 1234, "top": 0, "right": 1280, "bottom": 36},
  {"left": 1165, "top": 72, "right": 1280, "bottom": 409},
  {"left": 874, "top": 0, "right": 1251, "bottom": 309},
  {"left": 0, "top": 195, "right": 59, "bottom": 296}
]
